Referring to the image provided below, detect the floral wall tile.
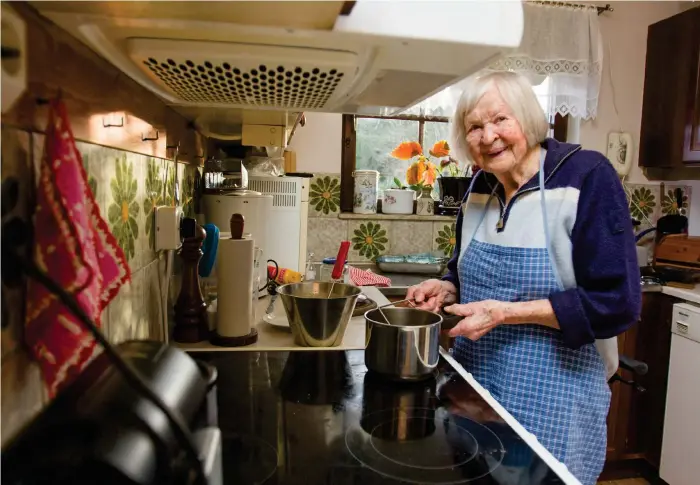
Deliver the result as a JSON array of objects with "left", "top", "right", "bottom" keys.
[
  {"left": 309, "top": 174, "right": 341, "bottom": 217},
  {"left": 306, "top": 217, "right": 348, "bottom": 261},
  {"left": 107, "top": 267, "right": 145, "bottom": 344},
  {"left": 107, "top": 153, "right": 141, "bottom": 265},
  {"left": 626, "top": 184, "right": 660, "bottom": 227},
  {"left": 177, "top": 162, "right": 186, "bottom": 210},
  {"left": 661, "top": 185, "right": 692, "bottom": 217},
  {"left": 143, "top": 157, "right": 166, "bottom": 253},
  {"left": 349, "top": 220, "right": 391, "bottom": 261},
  {"left": 137, "top": 260, "right": 163, "bottom": 340},
  {"left": 390, "top": 221, "right": 433, "bottom": 255},
  {"left": 182, "top": 164, "right": 197, "bottom": 218},
  {"left": 433, "top": 222, "right": 458, "bottom": 257}
]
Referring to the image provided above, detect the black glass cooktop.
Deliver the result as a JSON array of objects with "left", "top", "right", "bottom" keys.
[{"left": 194, "top": 350, "right": 568, "bottom": 485}]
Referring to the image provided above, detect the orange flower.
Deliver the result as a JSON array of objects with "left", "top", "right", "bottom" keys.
[
  {"left": 406, "top": 156, "right": 438, "bottom": 187},
  {"left": 391, "top": 141, "right": 423, "bottom": 160},
  {"left": 429, "top": 140, "right": 450, "bottom": 158}
]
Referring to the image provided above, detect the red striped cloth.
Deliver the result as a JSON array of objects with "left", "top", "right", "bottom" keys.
[{"left": 348, "top": 266, "right": 392, "bottom": 287}]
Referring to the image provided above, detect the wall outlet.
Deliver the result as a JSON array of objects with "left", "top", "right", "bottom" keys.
[{"left": 155, "top": 206, "right": 183, "bottom": 251}]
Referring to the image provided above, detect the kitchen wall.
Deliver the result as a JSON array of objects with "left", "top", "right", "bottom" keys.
[
  {"left": 1, "top": 3, "right": 203, "bottom": 447},
  {"left": 292, "top": 1, "right": 699, "bottom": 263},
  {"left": 1, "top": 125, "right": 201, "bottom": 445},
  {"left": 291, "top": 123, "right": 457, "bottom": 264},
  {"left": 578, "top": 1, "right": 699, "bottom": 237}
]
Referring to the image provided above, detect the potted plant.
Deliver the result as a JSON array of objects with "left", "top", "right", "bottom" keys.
[
  {"left": 436, "top": 151, "right": 472, "bottom": 216},
  {"left": 384, "top": 140, "right": 442, "bottom": 215}
]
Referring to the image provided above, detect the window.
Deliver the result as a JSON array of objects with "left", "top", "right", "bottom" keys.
[{"left": 340, "top": 76, "right": 569, "bottom": 212}]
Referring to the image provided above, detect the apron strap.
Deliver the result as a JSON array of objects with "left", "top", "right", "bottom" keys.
[{"left": 538, "top": 149, "right": 565, "bottom": 291}]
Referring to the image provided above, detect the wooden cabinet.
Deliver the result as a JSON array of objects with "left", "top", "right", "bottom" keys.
[
  {"left": 639, "top": 7, "right": 700, "bottom": 168},
  {"left": 605, "top": 292, "right": 681, "bottom": 472}
]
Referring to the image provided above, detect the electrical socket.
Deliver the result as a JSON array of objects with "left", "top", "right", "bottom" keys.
[{"left": 155, "top": 206, "right": 183, "bottom": 251}]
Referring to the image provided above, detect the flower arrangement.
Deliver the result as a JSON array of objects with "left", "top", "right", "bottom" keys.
[{"left": 390, "top": 140, "right": 452, "bottom": 190}]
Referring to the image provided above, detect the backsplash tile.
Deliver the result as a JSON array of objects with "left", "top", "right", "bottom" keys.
[
  {"left": 143, "top": 157, "right": 165, "bottom": 252},
  {"left": 309, "top": 174, "right": 341, "bottom": 218},
  {"left": 660, "top": 185, "right": 692, "bottom": 217},
  {"left": 391, "top": 221, "right": 433, "bottom": 255},
  {"left": 106, "top": 153, "right": 141, "bottom": 265},
  {"left": 349, "top": 220, "right": 391, "bottom": 261},
  {"left": 433, "top": 221, "right": 457, "bottom": 257},
  {"left": 306, "top": 217, "right": 348, "bottom": 261}
]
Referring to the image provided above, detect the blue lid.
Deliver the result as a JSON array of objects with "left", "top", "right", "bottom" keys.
[
  {"left": 322, "top": 257, "right": 348, "bottom": 264},
  {"left": 199, "top": 224, "right": 220, "bottom": 278}
]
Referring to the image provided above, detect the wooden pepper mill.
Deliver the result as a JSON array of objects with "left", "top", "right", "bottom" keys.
[{"left": 173, "top": 218, "right": 209, "bottom": 343}]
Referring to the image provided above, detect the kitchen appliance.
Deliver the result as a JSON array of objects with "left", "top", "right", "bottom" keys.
[
  {"left": 33, "top": 2, "right": 524, "bottom": 139},
  {"left": 364, "top": 307, "right": 442, "bottom": 381},
  {"left": 202, "top": 158, "right": 272, "bottom": 295},
  {"left": 660, "top": 303, "right": 700, "bottom": 485},
  {"left": 248, "top": 175, "right": 309, "bottom": 273},
  {"left": 1, "top": 340, "right": 222, "bottom": 485},
  {"left": 652, "top": 235, "right": 700, "bottom": 286},
  {"left": 276, "top": 281, "right": 361, "bottom": 347},
  {"left": 190, "top": 349, "right": 580, "bottom": 485}
]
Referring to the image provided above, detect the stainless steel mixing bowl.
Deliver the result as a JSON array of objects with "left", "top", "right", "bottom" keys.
[{"left": 276, "top": 282, "right": 361, "bottom": 347}]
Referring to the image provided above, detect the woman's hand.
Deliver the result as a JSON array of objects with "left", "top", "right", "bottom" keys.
[
  {"left": 443, "top": 300, "right": 506, "bottom": 340},
  {"left": 406, "top": 279, "right": 457, "bottom": 312}
]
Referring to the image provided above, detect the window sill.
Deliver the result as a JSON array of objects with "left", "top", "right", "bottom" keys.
[{"left": 338, "top": 212, "right": 456, "bottom": 222}]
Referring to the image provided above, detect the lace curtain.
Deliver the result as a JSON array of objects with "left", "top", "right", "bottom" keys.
[
  {"left": 484, "top": 2, "right": 603, "bottom": 120},
  {"left": 403, "top": 2, "right": 603, "bottom": 120}
]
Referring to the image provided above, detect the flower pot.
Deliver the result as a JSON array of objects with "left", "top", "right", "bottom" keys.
[
  {"left": 437, "top": 177, "right": 471, "bottom": 215},
  {"left": 382, "top": 189, "right": 415, "bottom": 214},
  {"left": 416, "top": 187, "right": 435, "bottom": 215}
]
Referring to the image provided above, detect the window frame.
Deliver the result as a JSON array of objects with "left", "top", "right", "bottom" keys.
[{"left": 340, "top": 113, "right": 568, "bottom": 212}]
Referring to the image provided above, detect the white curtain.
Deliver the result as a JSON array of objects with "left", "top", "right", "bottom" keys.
[{"left": 484, "top": 2, "right": 604, "bottom": 120}]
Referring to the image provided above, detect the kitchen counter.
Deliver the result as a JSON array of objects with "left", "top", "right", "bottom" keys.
[
  {"left": 175, "top": 286, "right": 391, "bottom": 352},
  {"left": 660, "top": 284, "right": 700, "bottom": 305}
]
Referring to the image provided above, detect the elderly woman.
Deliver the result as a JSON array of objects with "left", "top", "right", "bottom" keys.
[{"left": 407, "top": 71, "right": 640, "bottom": 485}]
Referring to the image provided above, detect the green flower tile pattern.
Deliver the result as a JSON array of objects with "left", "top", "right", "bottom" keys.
[
  {"left": 629, "top": 186, "right": 656, "bottom": 221},
  {"left": 182, "top": 167, "right": 195, "bottom": 218},
  {"left": 310, "top": 175, "right": 340, "bottom": 215},
  {"left": 661, "top": 188, "right": 689, "bottom": 216},
  {"left": 143, "top": 158, "right": 163, "bottom": 250},
  {"left": 107, "top": 156, "right": 140, "bottom": 261},
  {"left": 436, "top": 223, "right": 457, "bottom": 256},
  {"left": 352, "top": 221, "right": 388, "bottom": 260},
  {"left": 164, "top": 164, "right": 177, "bottom": 207}
]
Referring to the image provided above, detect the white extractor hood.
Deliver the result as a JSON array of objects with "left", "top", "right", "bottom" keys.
[{"left": 31, "top": 1, "right": 523, "bottom": 139}]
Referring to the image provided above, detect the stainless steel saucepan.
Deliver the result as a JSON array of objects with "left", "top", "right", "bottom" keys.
[{"left": 364, "top": 307, "right": 443, "bottom": 381}]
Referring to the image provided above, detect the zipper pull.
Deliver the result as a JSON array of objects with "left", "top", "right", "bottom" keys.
[{"left": 496, "top": 218, "right": 504, "bottom": 230}]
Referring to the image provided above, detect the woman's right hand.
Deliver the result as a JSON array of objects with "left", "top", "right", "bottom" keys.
[{"left": 406, "top": 279, "right": 457, "bottom": 312}]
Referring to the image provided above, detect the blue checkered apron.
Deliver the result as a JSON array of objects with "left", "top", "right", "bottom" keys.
[{"left": 453, "top": 151, "right": 610, "bottom": 485}]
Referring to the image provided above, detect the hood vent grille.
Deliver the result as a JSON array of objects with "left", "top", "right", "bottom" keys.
[{"left": 129, "top": 39, "right": 359, "bottom": 109}]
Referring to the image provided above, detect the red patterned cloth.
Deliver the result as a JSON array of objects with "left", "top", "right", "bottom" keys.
[
  {"left": 348, "top": 266, "right": 392, "bottom": 287},
  {"left": 25, "top": 99, "right": 130, "bottom": 397}
]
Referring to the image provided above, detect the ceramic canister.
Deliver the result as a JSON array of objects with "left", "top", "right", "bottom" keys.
[{"left": 353, "top": 170, "right": 379, "bottom": 214}]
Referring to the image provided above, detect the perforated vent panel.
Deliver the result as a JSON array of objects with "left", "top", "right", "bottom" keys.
[
  {"left": 129, "top": 39, "right": 359, "bottom": 109},
  {"left": 249, "top": 177, "right": 300, "bottom": 208}
]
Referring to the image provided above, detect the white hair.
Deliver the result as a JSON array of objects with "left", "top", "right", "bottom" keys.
[{"left": 449, "top": 71, "right": 550, "bottom": 164}]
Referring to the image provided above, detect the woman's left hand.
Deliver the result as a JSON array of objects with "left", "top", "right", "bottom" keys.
[{"left": 443, "top": 300, "right": 507, "bottom": 340}]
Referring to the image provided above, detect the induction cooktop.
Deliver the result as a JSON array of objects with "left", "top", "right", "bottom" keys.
[{"left": 194, "top": 350, "right": 575, "bottom": 485}]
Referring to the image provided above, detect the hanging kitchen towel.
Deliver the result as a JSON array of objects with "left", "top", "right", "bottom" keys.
[
  {"left": 25, "top": 98, "right": 130, "bottom": 397},
  {"left": 348, "top": 266, "right": 392, "bottom": 287}
]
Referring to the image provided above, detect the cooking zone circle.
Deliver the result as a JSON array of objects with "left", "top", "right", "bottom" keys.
[{"left": 346, "top": 407, "right": 505, "bottom": 484}]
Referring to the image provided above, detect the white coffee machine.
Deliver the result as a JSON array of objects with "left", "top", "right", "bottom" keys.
[{"left": 201, "top": 158, "right": 272, "bottom": 296}]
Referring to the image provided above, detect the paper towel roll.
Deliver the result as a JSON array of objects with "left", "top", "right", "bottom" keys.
[{"left": 216, "top": 236, "right": 255, "bottom": 337}]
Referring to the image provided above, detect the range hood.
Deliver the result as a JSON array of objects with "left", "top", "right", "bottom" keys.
[{"left": 31, "top": 1, "right": 524, "bottom": 140}]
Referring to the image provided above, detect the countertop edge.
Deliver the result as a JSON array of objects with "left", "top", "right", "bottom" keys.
[{"left": 660, "top": 285, "right": 700, "bottom": 305}]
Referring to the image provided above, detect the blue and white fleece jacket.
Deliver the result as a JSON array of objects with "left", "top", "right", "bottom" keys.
[{"left": 442, "top": 138, "right": 641, "bottom": 351}]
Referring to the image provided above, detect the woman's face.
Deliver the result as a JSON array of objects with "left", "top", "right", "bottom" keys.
[{"left": 463, "top": 87, "right": 529, "bottom": 175}]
